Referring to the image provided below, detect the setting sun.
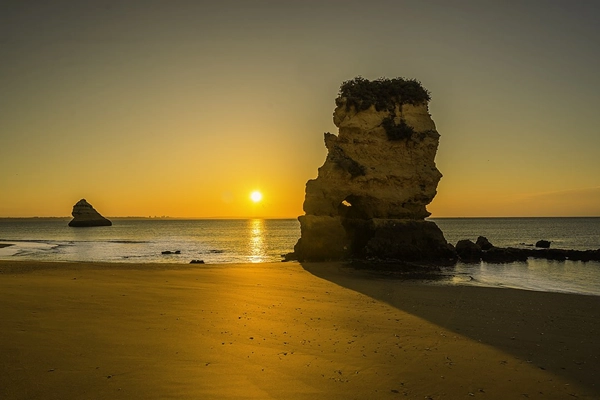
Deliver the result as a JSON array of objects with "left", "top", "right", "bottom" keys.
[{"left": 250, "top": 191, "right": 263, "bottom": 203}]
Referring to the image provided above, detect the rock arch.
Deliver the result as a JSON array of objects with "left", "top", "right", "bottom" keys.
[{"left": 290, "top": 77, "right": 455, "bottom": 264}]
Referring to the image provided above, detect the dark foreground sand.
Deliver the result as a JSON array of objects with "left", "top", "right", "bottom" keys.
[{"left": 0, "top": 260, "right": 598, "bottom": 399}]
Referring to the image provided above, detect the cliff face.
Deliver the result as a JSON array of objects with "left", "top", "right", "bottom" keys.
[
  {"left": 68, "top": 199, "right": 112, "bottom": 227},
  {"left": 292, "top": 78, "right": 455, "bottom": 263}
]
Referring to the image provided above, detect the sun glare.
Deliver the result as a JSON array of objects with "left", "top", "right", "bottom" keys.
[{"left": 250, "top": 191, "right": 263, "bottom": 203}]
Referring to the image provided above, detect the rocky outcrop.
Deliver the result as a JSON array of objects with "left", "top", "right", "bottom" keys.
[
  {"left": 290, "top": 77, "right": 455, "bottom": 263},
  {"left": 455, "top": 239, "right": 482, "bottom": 262},
  {"left": 481, "top": 247, "right": 528, "bottom": 263},
  {"left": 535, "top": 240, "right": 551, "bottom": 248},
  {"left": 68, "top": 199, "right": 112, "bottom": 227},
  {"left": 476, "top": 236, "right": 494, "bottom": 251},
  {"left": 453, "top": 235, "right": 600, "bottom": 263}
]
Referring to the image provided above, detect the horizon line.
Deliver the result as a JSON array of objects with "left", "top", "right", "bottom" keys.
[{"left": 1, "top": 215, "right": 600, "bottom": 219}]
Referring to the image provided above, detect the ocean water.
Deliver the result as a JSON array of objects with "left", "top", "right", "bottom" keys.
[
  {"left": 0, "top": 219, "right": 299, "bottom": 264},
  {"left": 1, "top": 217, "right": 599, "bottom": 296},
  {"left": 433, "top": 217, "right": 600, "bottom": 296},
  {"left": 432, "top": 217, "right": 600, "bottom": 251}
]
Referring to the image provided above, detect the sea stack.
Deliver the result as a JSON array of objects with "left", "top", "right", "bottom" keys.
[
  {"left": 290, "top": 77, "right": 455, "bottom": 263},
  {"left": 68, "top": 199, "right": 112, "bottom": 227}
]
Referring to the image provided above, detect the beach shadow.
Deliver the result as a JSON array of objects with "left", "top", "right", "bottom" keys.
[{"left": 301, "top": 262, "right": 600, "bottom": 395}]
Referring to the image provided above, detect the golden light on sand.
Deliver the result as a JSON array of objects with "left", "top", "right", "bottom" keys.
[{"left": 250, "top": 191, "right": 263, "bottom": 203}]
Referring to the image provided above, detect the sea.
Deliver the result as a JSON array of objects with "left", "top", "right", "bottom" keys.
[{"left": 1, "top": 217, "right": 599, "bottom": 296}]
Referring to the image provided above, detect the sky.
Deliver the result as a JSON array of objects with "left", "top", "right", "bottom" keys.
[{"left": 1, "top": 0, "right": 599, "bottom": 218}]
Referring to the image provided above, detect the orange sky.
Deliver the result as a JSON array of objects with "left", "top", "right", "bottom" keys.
[{"left": 1, "top": 1, "right": 599, "bottom": 218}]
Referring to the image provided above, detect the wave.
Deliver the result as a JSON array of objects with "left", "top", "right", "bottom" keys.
[
  {"left": 106, "top": 240, "right": 151, "bottom": 244},
  {"left": 0, "top": 238, "right": 151, "bottom": 244},
  {"left": 0, "top": 238, "right": 60, "bottom": 244}
]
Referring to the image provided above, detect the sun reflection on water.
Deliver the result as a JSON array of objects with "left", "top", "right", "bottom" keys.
[{"left": 249, "top": 219, "right": 265, "bottom": 263}]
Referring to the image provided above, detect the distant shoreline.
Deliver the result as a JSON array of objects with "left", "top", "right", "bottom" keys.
[
  {"left": 0, "top": 217, "right": 298, "bottom": 221},
  {"left": 1, "top": 216, "right": 599, "bottom": 220}
]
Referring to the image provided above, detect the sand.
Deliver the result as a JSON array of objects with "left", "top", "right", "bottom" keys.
[{"left": 0, "top": 260, "right": 598, "bottom": 399}]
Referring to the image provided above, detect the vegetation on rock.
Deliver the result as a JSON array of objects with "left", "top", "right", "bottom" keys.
[
  {"left": 381, "top": 117, "right": 415, "bottom": 141},
  {"left": 336, "top": 76, "right": 431, "bottom": 112},
  {"left": 336, "top": 77, "right": 431, "bottom": 141}
]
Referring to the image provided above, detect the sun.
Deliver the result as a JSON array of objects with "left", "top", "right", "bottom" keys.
[{"left": 250, "top": 191, "right": 263, "bottom": 203}]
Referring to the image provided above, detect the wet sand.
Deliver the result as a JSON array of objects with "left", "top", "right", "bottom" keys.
[{"left": 0, "top": 260, "right": 598, "bottom": 399}]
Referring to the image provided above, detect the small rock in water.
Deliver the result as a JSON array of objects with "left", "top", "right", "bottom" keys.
[
  {"left": 535, "top": 240, "right": 551, "bottom": 248},
  {"left": 476, "top": 236, "right": 494, "bottom": 250},
  {"left": 455, "top": 239, "right": 481, "bottom": 262},
  {"left": 190, "top": 259, "right": 205, "bottom": 264},
  {"left": 68, "top": 199, "right": 112, "bottom": 227},
  {"left": 482, "top": 247, "right": 528, "bottom": 263}
]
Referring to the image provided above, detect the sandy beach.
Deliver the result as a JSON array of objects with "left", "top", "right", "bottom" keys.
[{"left": 1, "top": 260, "right": 598, "bottom": 399}]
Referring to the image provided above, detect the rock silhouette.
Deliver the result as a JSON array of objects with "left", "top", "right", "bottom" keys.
[
  {"left": 68, "top": 199, "right": 112, "bottom": 227},
  {"left": 290, "top": 77, "right": 454, "bottom": 263}
]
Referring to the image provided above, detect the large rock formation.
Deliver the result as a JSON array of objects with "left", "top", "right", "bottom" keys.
[
  {"left": 291, "top": 77, "right": 455, "bottom": 263},
  {"left": 68, "top": 199, "right": 112, "bottom": 227}
]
